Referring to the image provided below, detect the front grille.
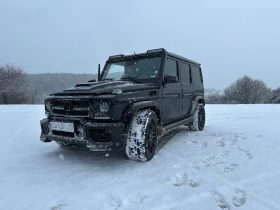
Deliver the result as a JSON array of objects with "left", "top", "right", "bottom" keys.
[
  {"left": 52, "top": 99, "right": 90, "bottom": 117},
  {"left": 86, "top": 128, "right": 112, "bottom": 142}
]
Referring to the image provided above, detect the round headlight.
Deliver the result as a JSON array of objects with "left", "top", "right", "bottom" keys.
[
  {"left": 100, "top": 101, "right": 110, "bottom": 113},
  {"left": 45, "top": 100, "right": 52, "bottom": 111}
]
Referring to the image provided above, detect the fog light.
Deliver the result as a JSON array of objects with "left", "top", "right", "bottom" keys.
[{"left": 94, "top": 116, "right": 110, "bottom": 120}]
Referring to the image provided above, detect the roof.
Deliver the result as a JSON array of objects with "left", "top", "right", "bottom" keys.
[
  {"left": 167, "top": 52, "right": 201, "bottom": 66},
  {"left": 108, "top": 48, "right": 201, "bottom": 66}
]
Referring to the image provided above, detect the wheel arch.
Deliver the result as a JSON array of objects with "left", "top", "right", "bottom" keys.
[
  {"left": 123, "top": 101, "right": 160, "bottom": 133},
  {"left": 191, "top": 96, "right": 205, "bottom": 115}
]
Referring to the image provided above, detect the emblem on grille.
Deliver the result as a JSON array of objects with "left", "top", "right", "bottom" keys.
[{"left": 64, "top": 102, "right": 72, "bottom": 114}]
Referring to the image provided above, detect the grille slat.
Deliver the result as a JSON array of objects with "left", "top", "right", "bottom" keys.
[{"left": 52, "top": 99, "right": 90, "bottom": 117}]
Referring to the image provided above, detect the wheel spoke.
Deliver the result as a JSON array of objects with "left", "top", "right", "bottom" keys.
[
  {"left": 197, "top": 106, "right": 205, "bottom": 130},
  {"left": 146, "top": 120, "right": 157, "bottom": 153}
]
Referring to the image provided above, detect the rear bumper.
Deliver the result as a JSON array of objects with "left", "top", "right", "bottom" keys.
[{"left": 40, "top": 118, "right": 126, "bottom": 151}]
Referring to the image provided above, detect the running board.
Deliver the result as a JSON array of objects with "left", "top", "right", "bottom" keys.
[{"left": 158, "top": 116, "right": 193, "bottom": 137}]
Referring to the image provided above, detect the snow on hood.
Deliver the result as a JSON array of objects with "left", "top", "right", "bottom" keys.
[{"left": 56, "top": 81, "right": 156, "bottom": 95}]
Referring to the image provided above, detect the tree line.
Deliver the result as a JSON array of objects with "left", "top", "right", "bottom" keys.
[
  {"left": 206, "top": 76, "right": 280, "bottom": 104},
  {"left": 0, "top": 64, "right": 28, "bottom": 104},
  {"left": 0, "top": 64, "right": 279, "bottom": 104},
  {"left": 0, "top": 64, "right": 96, "bottom": 104}
]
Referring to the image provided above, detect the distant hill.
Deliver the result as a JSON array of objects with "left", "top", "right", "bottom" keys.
[
  {"left": 27, "top": 73, "right": 97, "bottom": 103},
  {"left": 26, "top": 73, "right": 218, "bottom": 104}
]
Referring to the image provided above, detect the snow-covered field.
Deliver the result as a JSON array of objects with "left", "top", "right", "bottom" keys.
[{"left": 0, "top": 105, "right": 280, "bottom": 210}]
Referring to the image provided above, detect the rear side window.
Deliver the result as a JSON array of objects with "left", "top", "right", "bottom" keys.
[
  {"left": 199, "top": 68, "right": 203, "bottom": 83},
  {"left": 191, "top": 66, "right": 203, "bottom": 84},
  {"left": 163, "top": 58, "right": 178, "bottom": 78},
  {"left": 180, "top": 62, "right": 191, "bottom": 84}
]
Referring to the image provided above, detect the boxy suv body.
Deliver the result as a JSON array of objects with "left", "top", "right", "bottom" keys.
[{"left": 40, "top": 48, "right": 205, "bottom": 161}]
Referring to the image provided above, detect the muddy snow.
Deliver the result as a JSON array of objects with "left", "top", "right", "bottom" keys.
[{"left": 0, "top": 105, "right": 280, "bottom": 210}]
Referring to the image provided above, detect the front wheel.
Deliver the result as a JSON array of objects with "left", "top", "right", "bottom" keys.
[
  {"left": 126, "top": 109, "right": 158, "bottom": 161},
  {"left": 189, "top": 103, "right": 205, "bottom": 131}
]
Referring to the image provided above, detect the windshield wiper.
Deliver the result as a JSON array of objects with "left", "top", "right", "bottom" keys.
[
  {"left": 103, "top": 78, "right": 115, "bottom": 81},
  {"left": 121, "top": 76, "right": 142, "bottom": 83}
]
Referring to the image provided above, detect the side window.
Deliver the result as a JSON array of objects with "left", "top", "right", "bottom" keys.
[
  {"left": 180, "top": 62, "right": 191, "bottom": 84},
  {"left": 191, "top": 66, "right": 203, "bottom": 84},
  {"left": 199, "top": 68, "right": 203, "bottom": 83},
  {"left": 163, "top": 58, "right": 178, "bottom": 79}
]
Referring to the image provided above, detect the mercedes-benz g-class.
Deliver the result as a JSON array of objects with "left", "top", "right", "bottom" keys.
[{"left": 40, "top": 48, "right": 205, "bottom": 161}]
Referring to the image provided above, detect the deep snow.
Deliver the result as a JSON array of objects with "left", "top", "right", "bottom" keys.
[{"left": 0, "top": 105, "right": 280, "bottom": 210}]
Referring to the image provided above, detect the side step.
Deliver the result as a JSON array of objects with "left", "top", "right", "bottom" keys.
[{"left": 158, "top": 116, "right": 193, "bottom": 137}]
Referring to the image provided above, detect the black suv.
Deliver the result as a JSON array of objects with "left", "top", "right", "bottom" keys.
[{"left": 40, "top": 48, "right": 205, "bottom": 161}]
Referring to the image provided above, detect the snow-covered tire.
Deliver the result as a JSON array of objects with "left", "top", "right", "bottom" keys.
[
  {"left": 189, "top": 103, "right": 205, "bottom": 131},
  {"left": 126, "top": 109, "right": 158, "bottom": 161}
]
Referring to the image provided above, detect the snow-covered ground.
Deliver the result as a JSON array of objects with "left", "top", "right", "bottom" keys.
[{"left": 0, "top": 105, "right": 280, "bottom": 210}]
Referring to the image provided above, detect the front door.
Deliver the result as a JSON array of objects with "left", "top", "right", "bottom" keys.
[{"left": 161, "top": 58, "right": 182, "bottom": 123}]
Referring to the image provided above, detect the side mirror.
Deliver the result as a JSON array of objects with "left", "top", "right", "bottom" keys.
[
  {"left": 88, "top": 79, "right": 96, "bottom": 83},
  {"left": 164, "top": 75, "right": 178, "bottom": 84}
]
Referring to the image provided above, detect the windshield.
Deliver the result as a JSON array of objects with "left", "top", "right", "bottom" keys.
[{"left": 101, "top": 56, "right": 162, "bottom": 81}]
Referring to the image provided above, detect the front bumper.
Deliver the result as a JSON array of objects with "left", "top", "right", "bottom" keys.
[{"left": 40, "top": 118, "right": 126, "bottom": 152}]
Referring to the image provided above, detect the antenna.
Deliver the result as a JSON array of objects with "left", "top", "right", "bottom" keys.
[{"left": 98, "top": 64, "right": 101, "bottom": 81}]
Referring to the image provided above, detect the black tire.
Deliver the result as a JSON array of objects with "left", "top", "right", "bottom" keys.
[
  {"left": 189, "top": 103, "right": 205, "bottom": 131},
  {"left": 126, "top": 109, "right": 158, "bottom": 161}
]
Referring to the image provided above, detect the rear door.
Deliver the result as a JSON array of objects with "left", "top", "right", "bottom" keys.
[
  {"left": 161, "top": 58, "right": 182, "bottom": 122},
  {"left": 179, "top": 62, "right": 193, "bottom": 116}
]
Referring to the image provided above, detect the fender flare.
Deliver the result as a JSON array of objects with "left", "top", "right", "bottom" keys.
[
  {"left": 123, "top": 101, "right": 160, "bottom": 132},
  {"left": 190, "top": 96, "right": 205, "bottom": 115}
]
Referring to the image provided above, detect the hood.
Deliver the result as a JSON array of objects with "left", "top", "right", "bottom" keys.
[{"left": 53, "top": 81, "right": 157, "bottom": 96}]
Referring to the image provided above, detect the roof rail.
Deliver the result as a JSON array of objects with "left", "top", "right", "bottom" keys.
[
  {"left": 109, "top": 54, "right": 125, "bottom": 59},
  {"left": 146, "top": 48, "right": 166, "bottom": 53}
]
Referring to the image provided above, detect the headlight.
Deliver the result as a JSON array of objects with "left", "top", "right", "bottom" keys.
[
  {"left": 99, "top": 101, "right": 110, "bottom": 113},
  {"left": 45, "top": 100, "right": 52, "bottom": 111}
]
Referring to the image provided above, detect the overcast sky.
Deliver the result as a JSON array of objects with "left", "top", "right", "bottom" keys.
[{"left": 0, "top": 0, "right": 279, "bottom": 89}]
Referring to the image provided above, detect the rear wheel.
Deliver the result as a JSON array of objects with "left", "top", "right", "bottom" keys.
[
  {"left": 126, "top": 109, "right": 158, "bottom": 161},
  {"left": 189, "top": 103, "right": 205, "bottom": 131}
]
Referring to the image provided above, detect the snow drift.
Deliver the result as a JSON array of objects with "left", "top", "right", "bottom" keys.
[{"left": 0, "top": 105, "right": 279, "bottom": 210}]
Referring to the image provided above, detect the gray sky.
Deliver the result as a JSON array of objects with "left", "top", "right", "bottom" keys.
[{"left": 0, "top": 0, "right": 279, "bottom": 89}]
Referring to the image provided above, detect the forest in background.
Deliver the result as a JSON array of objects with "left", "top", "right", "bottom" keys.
[
  {"left": 0, "top": 64, "right": 97, "bottom": 104},
  {"left": 27, "top": 73, "right": 97, "bottom": 103},
  {"left": 0, "top": 64, "right": 279, "bottom": 104}
]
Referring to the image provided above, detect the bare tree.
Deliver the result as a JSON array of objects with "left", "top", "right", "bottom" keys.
[
  {"left": 271, "top": 87, "right": 280, "bottom": 103},
  {"left": 206, "top": 93, "right": 225, "bottom": 104},
  {"left": 273, "top": 87, "right": 280, "bottom": 95},
  {"left": 224, "top": 75, "right": 272, "bottom": 104},
  {"left": 0, "top": 64, "right": 28, "bottom": 104}
]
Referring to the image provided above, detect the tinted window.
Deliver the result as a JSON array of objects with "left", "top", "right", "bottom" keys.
[
  {"left": 101, "top": 57, "right": 161, "bottom": 80},
  {"left": 164, "top": 59, "right": 178, "bottom": 77},
  {"left": 180, "top": 62, "right": 191, "bottom": 84},
  {"left": 191, "top": 66, "right": 203, "bottom": 84},
  {"left": 199, "top": 68, "right": 203, "bottom": 83}
]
